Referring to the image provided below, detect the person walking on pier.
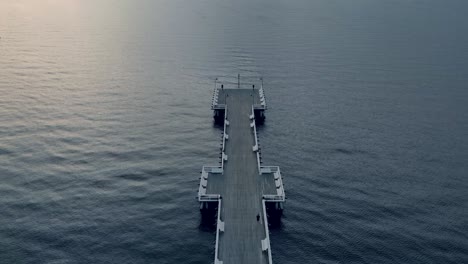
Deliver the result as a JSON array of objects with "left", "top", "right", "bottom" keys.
[{"left": 256, "top": 213, "right": 260, "bottom": 222}]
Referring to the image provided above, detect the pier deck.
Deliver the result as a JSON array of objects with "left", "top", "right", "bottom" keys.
[
  {"left": 220, "top": 89, "right": 266, "bottom": 264},
  {"left": 198, "top": 84, "right": 284, "bottom": 264}
]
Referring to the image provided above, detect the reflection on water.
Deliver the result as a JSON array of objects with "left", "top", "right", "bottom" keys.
[{"left": 1, "top": 0, "right": 468, "bottom": 263}]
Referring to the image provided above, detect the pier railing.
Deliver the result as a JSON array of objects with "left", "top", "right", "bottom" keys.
[
  {"left": 261, "top": 166, "right": 285, "bottom": 202},
  {"left": 214, "top": 198, "right": 224, "bottom": 264},
  {"left": 212, "top": 80, "right": 266, "bottom": 110},
  {"left": 250, "top": 106, "right": 262, "bottom": 174},
  {"left": 211, "top": 83, "right": 219, "bottom": 109},
  {"left": 221, "top": 105, "right": 229, "bottom": 173},
  {"left": 262, "top": 199, "right": 273, "bottom": 264},
  {"left": 198, "top": 166, "right": 223, "bottom": 201},
  {"left": 252, "top": 83, "right": 267, "bottom": 110},
  {"left": 259, "top": 83, "right": 267, "bottom": 109},
  {"left": 199, "top": 194, "right": 220, "bottom": 202},
  {"left": 198, "top": 105, "right": 228, "bottom": 202},
  {"left": 250, "top": 106, "right": 285, "bottom": 202}
]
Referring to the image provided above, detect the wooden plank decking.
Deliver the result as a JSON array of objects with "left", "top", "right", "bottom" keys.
[{"left": 218, "top": 89, "right": 268, "bottom": 264}]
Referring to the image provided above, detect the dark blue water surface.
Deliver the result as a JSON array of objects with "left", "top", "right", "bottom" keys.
[{"left": 1, "top": 0, "right": 467, "bottom": 263}]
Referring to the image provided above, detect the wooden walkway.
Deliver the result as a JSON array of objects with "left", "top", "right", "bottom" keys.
[
  {"left": 198, "top": 85, "right": 284, "bottom": 264},
  {"left": 219, "top": 89, "right": 267, "bottom": 264}
]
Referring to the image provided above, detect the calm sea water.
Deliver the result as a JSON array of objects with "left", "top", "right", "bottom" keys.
[{"left": 1, "top": 0, "right": 467, "bottom": 263}]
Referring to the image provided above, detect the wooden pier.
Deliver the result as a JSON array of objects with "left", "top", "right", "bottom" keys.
[{"left": 198, "top": 79, "right": 285, "bottom": 264}]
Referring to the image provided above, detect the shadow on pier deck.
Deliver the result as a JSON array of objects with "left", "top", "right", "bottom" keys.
[{"left": 197, "top": 81, "right": 285, "bottom": 264}]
